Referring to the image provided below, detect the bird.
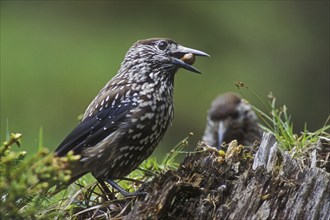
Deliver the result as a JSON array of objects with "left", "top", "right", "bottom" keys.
[
  {"left": 202, "top": 92, "right": 261, "bottom": 149},
  {"left": 54, "top": 38, "right": 209, "bottom": 196}
]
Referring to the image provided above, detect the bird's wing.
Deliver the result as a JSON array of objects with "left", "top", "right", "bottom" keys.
[{"left": 55, "top": 79, "right": 138, "bottom": 157}]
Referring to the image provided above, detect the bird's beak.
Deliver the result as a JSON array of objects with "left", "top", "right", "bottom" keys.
[
  {"left": 170, "top": 45, "right": 210, "bottom": 73},
  {"left": 218, "top": 121, "right": 226, "bottom": 149}
]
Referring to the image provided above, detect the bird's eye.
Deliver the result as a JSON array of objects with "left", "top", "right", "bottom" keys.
[{"left": 157, "top": 41, "right": 168, "bottom": 50}]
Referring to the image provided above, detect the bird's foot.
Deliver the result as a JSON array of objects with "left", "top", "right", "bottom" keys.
[{"left": 105, "top": 178, "right": 147, "bottom": 198}]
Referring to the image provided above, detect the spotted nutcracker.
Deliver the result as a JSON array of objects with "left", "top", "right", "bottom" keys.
[
  {"left": 202, "top": 92, "right": 261, "bottom": 149},
  {"left": 55, "top": 38, "right": 209, "bottom": 196}
]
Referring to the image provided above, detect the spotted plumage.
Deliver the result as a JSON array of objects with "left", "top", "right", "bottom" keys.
[
  {"left": 55, "top": 38, "right": 209, "bottom": 196},
  {"left": 202, "top": 93, "right": 261, "bottom": 149}
]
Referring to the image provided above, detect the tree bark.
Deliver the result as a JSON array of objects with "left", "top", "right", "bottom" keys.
[{"left": 125, "top": 133, "right": 330, "bottom": 220}]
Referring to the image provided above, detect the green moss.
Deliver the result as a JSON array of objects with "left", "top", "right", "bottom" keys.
[{"left": 0, "top": 133, "right": 77, "bottom": 219}]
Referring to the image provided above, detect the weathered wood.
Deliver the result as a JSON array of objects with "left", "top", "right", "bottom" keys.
[{"left": 124, "top": 133, "right": 330, "bottom": 220}]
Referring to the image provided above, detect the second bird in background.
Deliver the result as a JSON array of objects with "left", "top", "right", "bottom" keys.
[{"left": 202, "top": 92, "right": 262, "bottom": 149}]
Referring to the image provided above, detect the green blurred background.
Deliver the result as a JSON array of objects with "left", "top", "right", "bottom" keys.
[{"left": 1, "top": 1, "right": 329, "bottom": 157}]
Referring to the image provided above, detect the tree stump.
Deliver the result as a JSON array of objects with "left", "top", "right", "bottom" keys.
[{"left": 125, "top": 133, "right": 330, "bottom": 220}]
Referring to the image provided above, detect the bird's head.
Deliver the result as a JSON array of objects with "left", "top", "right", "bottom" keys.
[
  {"left": 121, "top": 38, "right": 209, "bottom": 78},
  {"left": 204, "top": 93, "right": 259, "bottom": 148}
]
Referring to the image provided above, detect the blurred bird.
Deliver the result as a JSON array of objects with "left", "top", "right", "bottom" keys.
[
  {"left": 202, "top": 92, "right": 261, "bottom": 149},
  {"left": 55, "top": 38, "right": 209, "bottom": 196}
]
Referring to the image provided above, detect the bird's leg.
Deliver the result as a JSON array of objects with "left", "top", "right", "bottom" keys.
[
  {"left": 105, "top": 179, "right": 147, "bottom": 197},
  {"left": 95, "top": 177, "right": 116, "bottom": 201}
]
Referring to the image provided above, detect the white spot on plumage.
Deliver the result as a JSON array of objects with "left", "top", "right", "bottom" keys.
[
  {"left": 120, "top": 146, "right": 130, "bottom": 151},
  {"left": 80, "top": 157, "right": 89, "bottom": 162},
  {"left": 119, "top": 161, "right": 125, "bottom": 167},
  {"left": 139, "top": 100, "right": 153, "bottom": 107},
  {"left": 147, "top": 113, "right": 154, "bottom": 119},
  {"left": 139, "top": 137, "right": 149, "bottom": 145},
  {"left": 115, "top": 155, "right": 123, "bottom": 162},
  {"left": 132, "top": 133, "right": 142, "bottom": 139},
  {"left": 137, "top": 124, "right": 145, "bottom": 129}
]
